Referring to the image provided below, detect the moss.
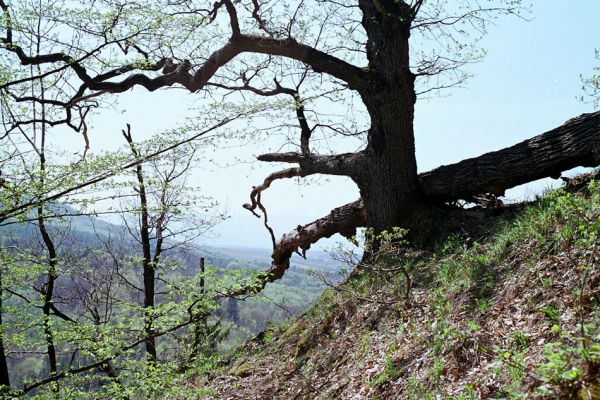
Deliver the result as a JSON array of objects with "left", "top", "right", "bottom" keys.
[
  {"left": 295, "top": 333, "right": 314, "bottom": 358},
  {"left": 319, "top": 289, "right": 339, "bottom": 306},
  {"left": 231, "top": 362, "right": 252, "bottom": 377},
  {"left": 281, "top": 320, "right": 307, "bottom": 339}
]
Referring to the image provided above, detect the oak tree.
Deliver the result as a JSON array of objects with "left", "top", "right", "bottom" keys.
[{"left": 1, "top": 0, "right": 599, "bottom": 285}]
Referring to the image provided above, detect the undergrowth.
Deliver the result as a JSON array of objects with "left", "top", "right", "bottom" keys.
[
  {"left": 202, "top": 180, "right": 600, "bottom": 400},
  {"left": 345, "top": 181, "right": 600, "bottom": 398},
  {"left": 419, "top": 181, "right": 600, "bottom": 399}
]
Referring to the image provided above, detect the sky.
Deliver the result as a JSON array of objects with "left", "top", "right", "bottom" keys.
[{"left": 54, "top": 0, "right": 600, "bottom": 250}]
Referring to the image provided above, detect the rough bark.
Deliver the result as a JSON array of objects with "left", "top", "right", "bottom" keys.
[
  {"left": 231, "top": 200, "right": 366, "bottom": 297},
  {"left": 269, "top": 199, "right": 366, "bottom": 276},
  {"left": 420, "top": 111, "right": 600, "bottom": 201},
  {"left": 262, "top": 111, "right": 600, "bottom": 279},
  {"left": 355, "top": 0, "right": 420, "bottom": 233}
]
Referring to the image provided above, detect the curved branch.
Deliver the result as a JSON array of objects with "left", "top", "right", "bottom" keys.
[
  {"left": 269, "top": 199, "right": 365, "bottom": 276},
  {"left": 84, "top": 32, "right": 368, "bottom": 95},
  {"left": 243, "top": 167, "right": 308, "bottom": 215},
  {"left": 210, "top": 0, "right": 241, "bottom": 38},
  {"left": 235, "top": 35, "right": 367, "bottom": 91},
  {"left": 231, "top": 199, "right": 366, "bottom": 297},
  {"left": 243, "top": 168, "right": 310, "bottom": 250},
  {"left": 244, "top": 151, "right": 363, "bottom": 253},
  {"left": 3, "top": 0, "right": 368, "bottom": 108}
]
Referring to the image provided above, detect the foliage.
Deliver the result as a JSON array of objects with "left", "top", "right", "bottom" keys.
[
  {"left": 425, "top": 181, "right": 600, "bottom": 398},
  {"left": 534, "top": 324, "right": 600, "bottom": 399},
  {"left": 581, "top": 49, "right": 600, "bottom": 108}
]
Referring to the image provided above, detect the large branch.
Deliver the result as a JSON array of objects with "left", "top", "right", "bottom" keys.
[
  {"left": 420, "top": 111, "right": 600, "bottom": 202},
  {"left": 258, "top": 152, "right": 364, "bottom": 177},
  {"left": 252, "top": 111, "right": 600, "bottom": 292},
  {"left": 242, "top": 202, "right": 365, "bottom": 295},
  {"left": 2, "top": 1, "right": 367, "bottom": 106},
  {"left": 227, "top": 200, "right": 365, "bottom": 297},
  {"left": 83, "top": 34, "right": 368, "bottom": 94},
  {"left": 235, "top": 35, "right": 367, "bottom": 91}
]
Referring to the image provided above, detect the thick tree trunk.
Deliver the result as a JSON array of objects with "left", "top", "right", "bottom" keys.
[
  {"left": 258, "top": 111, "right": 600, "bottom": 287},
  {"left": 249, "top": 2, "right": 600, "bottom": 294},
  {"left": 356, "top": 0, "right": 420, "bottom": 233}
]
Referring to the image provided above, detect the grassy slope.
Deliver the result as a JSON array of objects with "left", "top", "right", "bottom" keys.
[{"left": 191, "top": 182, "right": 600, "bottom": 400}]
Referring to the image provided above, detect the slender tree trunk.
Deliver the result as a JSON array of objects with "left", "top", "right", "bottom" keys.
[
  {"left": 137, "top": 162, "right": 156, "bottom": 363},
  {"left": 37, "top": 177, "right": 60, "bottom": 397},
  {"left": 189, "top": 257, "right": 206, "bottom": 363},
  {"left": 35, "top": 88, "right": 59, "bottom": 386},
  {"left": 123, "top": 129, "right": 157, "bottom": 363},
  {"left": 0, "top": 266, "right": 10, "bottom": 391},
  {"left": 37, "top": 211, "right": 58, "bottom": 379}
]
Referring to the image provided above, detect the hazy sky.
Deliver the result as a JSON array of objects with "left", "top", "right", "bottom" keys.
[{"left": 55, "top": 0, "right": 600, "bottom": 250}]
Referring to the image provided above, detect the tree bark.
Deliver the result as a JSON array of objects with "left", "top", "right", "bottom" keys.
[
  {"left": 420, "top": 111, "right": 600, "bottom": 201},
  {"left": 261, "top": 111, "right": 600, "bottom": 281},
  {"left": 355, "top": 0, "right": 421, "bottom": 233},
  {"left": 230, "top": 200, "right": 365, "bottom": 297}
]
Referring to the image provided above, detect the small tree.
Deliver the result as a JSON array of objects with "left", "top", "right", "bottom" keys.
[{"left": 118, "top": 124, "right": 222, "bottom": 363}]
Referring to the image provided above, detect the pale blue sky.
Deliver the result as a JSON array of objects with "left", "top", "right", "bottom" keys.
[{"left": 57, "top": 0, "right": 600, "bottom": 249}]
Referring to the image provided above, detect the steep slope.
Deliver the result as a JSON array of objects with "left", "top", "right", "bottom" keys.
[{"left": 193, "top": 180, "right": 600, "bottom": 400}]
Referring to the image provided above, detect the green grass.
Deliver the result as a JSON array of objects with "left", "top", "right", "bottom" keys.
[{"left": 389, "top": 180, "right": 600, "bottom": 398}]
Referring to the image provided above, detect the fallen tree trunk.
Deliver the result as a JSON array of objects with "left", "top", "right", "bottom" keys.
[
  {"left": 420, "top": 111, "right": 600, "bottom": 202},
  {"left": 234, "top": 111, "right": 600, "bottom": 297}
]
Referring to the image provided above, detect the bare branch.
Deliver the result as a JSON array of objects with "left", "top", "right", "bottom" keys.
[
  {"left": 257, "top": 152, "right": 363, "bottom": 177},
  {"left": 243, "top": 167, "right": 309, "bottom": 250}
]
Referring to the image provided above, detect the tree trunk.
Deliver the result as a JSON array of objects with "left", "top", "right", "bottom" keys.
[
  {"left": 36, "top": 123, "right": 59, "bottom": 386},
  {"left": 123, "top": 129, "right": 157, "bottom": 363},
  {"left": 37, "top": 208, "right": 58, "bottom": 381},
  {"left": 256, "top": 111, "right": 600, "bottom": 288},
  {"left": 356, "top": 0, "right": 421, "bottom": 233},
  {"left": 420, "top": 111, "right": 600, "bottom": 201},
  {"left": 0, "top": 268, "right": 10, "bottom": 391}
]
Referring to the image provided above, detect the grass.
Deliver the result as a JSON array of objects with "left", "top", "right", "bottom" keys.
[
  {"left": 380, "top": 181, "right": 600, "bottom": 398},
  {"left": 202, "top": 179, "right": 600, "bottom": 399}
]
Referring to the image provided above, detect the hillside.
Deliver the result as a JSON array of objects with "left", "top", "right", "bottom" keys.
[{"left": 190, "top": 179, "right": 600, "bottom": 399}]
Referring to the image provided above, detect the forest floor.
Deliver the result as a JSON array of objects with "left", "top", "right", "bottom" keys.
[{"left": 188, "top": 178, "right": 600, "bottom": 400}]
